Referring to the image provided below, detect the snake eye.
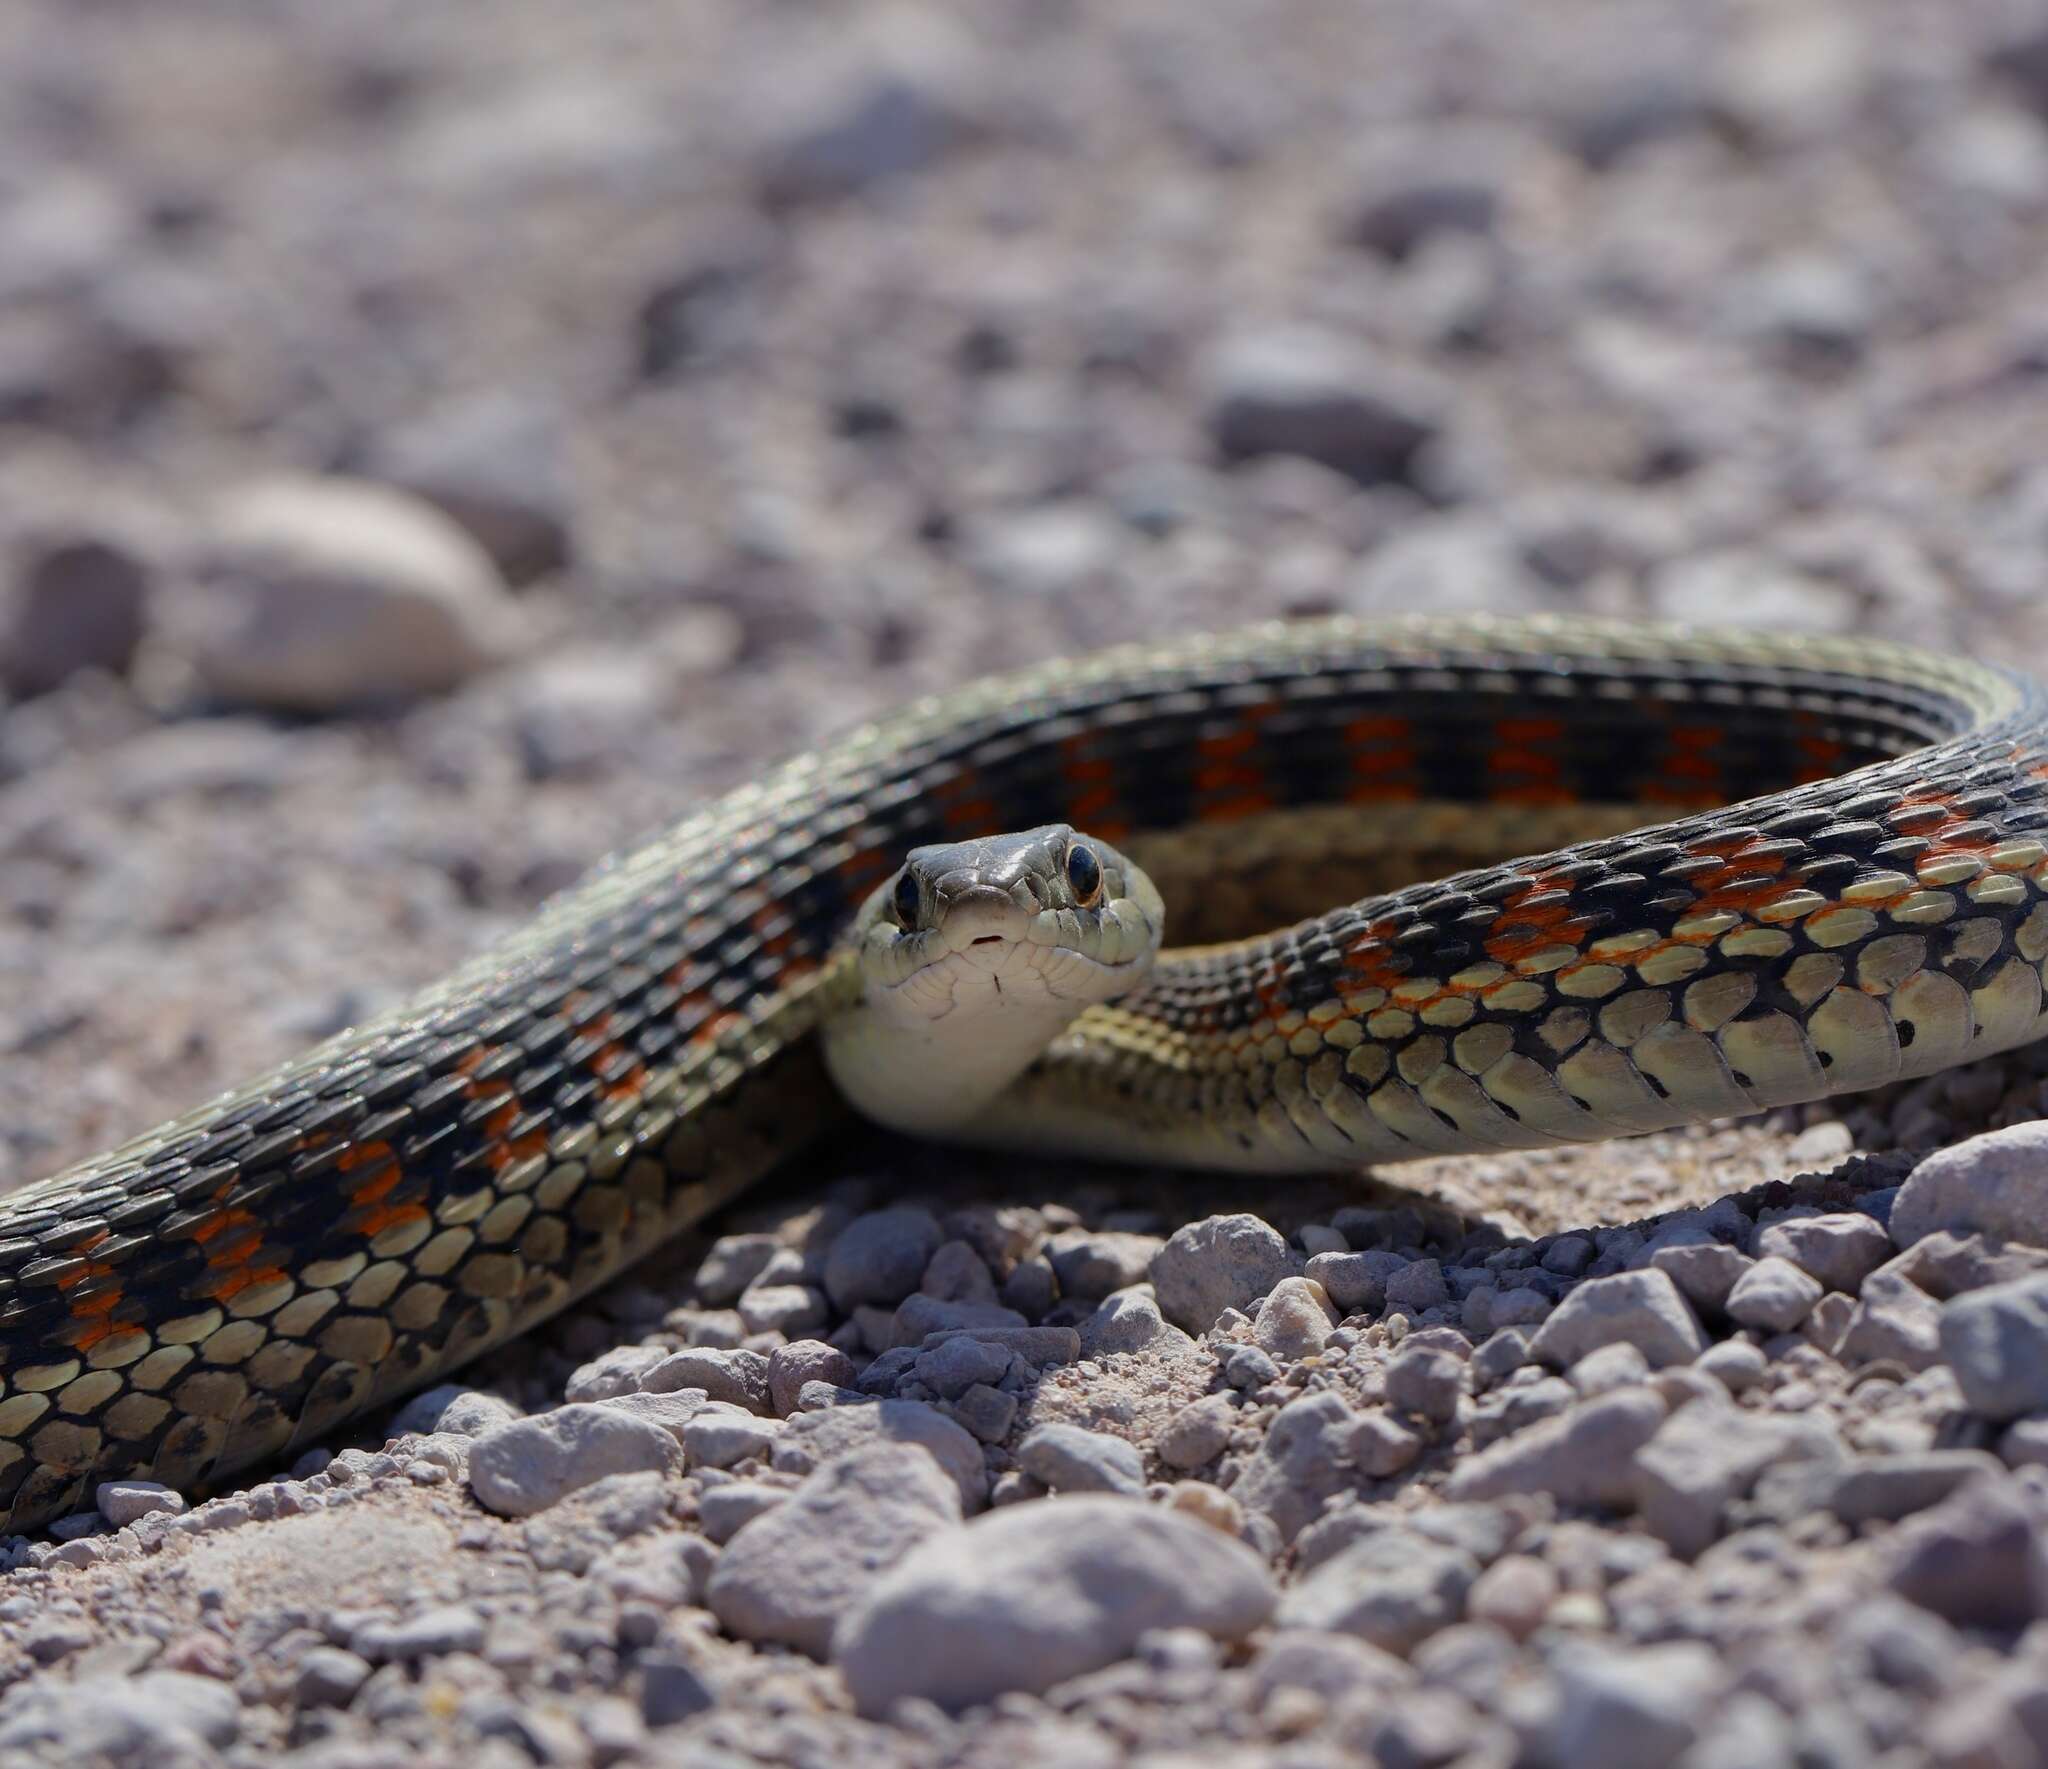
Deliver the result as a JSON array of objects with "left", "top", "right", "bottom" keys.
[
  {"left": 891, "top": 871, "right": 922, "bottom": 928},
  {"left": 1066, "top": 842, "right": 1103, "bottom": 906}
]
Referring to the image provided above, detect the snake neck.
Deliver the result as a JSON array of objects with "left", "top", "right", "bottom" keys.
[{"left": 820, "top": 977, "right": 1096, "bottom": 1139}]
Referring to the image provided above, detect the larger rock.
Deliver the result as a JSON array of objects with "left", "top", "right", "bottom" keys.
[
  {"left": 0, "top": 1670, "right": 240, "bottom": 1765},
  {"left": 1529, "top": 1269, "right": 1706, "bottom": 1370},
  {"left": 1447, "top": 1387, "right": 1668, "bottom": 1507},
  {"left": 468, "top": 1403, "right": 682, "bottom": 1517},
  {"left": 1150, "top": 1213, "right": 1301, "bottom": 1333},
  {"left": 1275, "top": 1528, "right": 1479, "bottom": 1655},
  {"left": 1891, "top": 1123, "right": 2048, "bottom": 1249},
  {"left": 832, "top": 1497, "right": 1275, "bottom": 1715},
  {"left": 824, "top": 1207, "right": 945, "bottom": 1312},
  {"left": 707, "top": 1444, "right": 962, "bottom": 1657},
  {"left": 180, "top": 476, "right": 516, "bottom": 711},
  {"left": 2, "top": 534, "right": 151, "bottom": 697},
  {"left": 1632, "top": 1400, "right": 1842, "bottom": 1557},
  {"left": 1548, "top": 1642, "right": 1721, "bottom": 1769},
  {"left": 1941, "top": 1276, "right": 2048, "bottom": 1420},
  {"left": 774, "top": 1397, "right": 987, "bottom": 1510}
]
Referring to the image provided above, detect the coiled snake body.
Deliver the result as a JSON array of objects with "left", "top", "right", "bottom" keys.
[{"left": 2, "top": 615, "right": 2045, "bottom": 1530}]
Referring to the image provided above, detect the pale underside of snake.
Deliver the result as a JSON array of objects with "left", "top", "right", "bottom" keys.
[{"left": 0, "top": 613, "right": 2044, "bottom": 1530}]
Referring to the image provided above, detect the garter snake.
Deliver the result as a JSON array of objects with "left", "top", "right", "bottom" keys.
[{"left": 1, "top": 613, "right": 2045, "bottom": 1531}]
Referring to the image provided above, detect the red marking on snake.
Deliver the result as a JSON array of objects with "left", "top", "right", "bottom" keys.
[
  {"left": 1684, "top": 836, "right": 1794, "bottom": 916},
  {"left": 1484, "top": 870, "right": 1599, "bottom": 965},
  {"left": 1344, "top": 715, "right": 1418, "bottom": 803},
  {"left": 1341, "top": 916, "right": 1412, "bottom": 996},
  {"left": 1193, "top": 702, "right": 1278, "bottom": 820},
  {"left": 1488, "top": 718, "right": 1569, "bottom": 804}
]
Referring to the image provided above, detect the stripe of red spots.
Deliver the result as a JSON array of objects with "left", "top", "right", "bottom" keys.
[
  {"left": 1341, "top": 915, "right": 1411, "bottom": 995},
  {"left": 193, "top": 1204, "right": 284, "bottom": 1303},
  {"left": 1683, "top": 836, "right": 1793, "bottom": 916},
  {"left": 1344, "top": 715, "right": 1419, "bottom": 804},
  {"left": 1483, "top": 870, "right": 1599, "bottom": 966},
  {"left": 1193, "top": 702, "right": 1278, "bottom": 822},
  {"left": 1888, "top": 785, "right": 1997, "bottom": 860},
  {"left": 1059, "top": 737, "right": 1128, "bottom": 837},
  {"left": 1488, "top": 718, "right": 1572, "bottom": 808}
]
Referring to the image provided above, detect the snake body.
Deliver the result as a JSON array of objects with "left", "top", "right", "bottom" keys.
[{"left": 2, "top": 614, "right": 2046, "bottom": 1530}]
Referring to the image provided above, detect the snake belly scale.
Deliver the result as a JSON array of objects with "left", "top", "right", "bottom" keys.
[{"left": 2, "top": 614, "right": 2046, "bottom": 1530}]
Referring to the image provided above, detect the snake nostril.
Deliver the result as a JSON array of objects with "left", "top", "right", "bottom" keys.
[{"left": 970, "top": 934, "right": 1005, "bottom": 946}]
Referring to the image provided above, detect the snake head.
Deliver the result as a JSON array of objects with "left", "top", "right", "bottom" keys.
[
  {"left": 824, "top": 824, "right": 1165, "bottom": 1136},
  {"left": 854, "top": 823, "right": 1165, "bottom": 1013}
]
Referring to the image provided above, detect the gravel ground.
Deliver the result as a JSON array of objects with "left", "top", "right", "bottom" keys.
[{"left": 8, "top": 1, "right": 2048, "bottom": 1764}]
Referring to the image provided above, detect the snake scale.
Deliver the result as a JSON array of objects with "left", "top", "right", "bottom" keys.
[{"left": 2, "top": 613, "right": 2046, "bottom": 1532}]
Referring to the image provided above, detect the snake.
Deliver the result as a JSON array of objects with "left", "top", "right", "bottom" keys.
[{"left": 1, "top": 613, "right": 2045, "bottom": 1533}]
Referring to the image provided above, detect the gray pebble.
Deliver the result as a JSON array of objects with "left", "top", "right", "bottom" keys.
[
  {"left": 1826, "top": 1451, "right": 2008, "bottom": 1525},
  {"left": 767, "top": 1339, "right": 860, "bottom": 1416},
  {"left": 913, "top": 1334, "right": 1010, "bottom": 1399},
  {"left": 565, "top": 1343, "right": 670, "bottom": 1402},
  {"left": 1549, "top": 1641, "right": 1720, "bottom": 1769},
  {"left": 1201, "top": 323, "right": 1444, "bottom": 487},
  {"left": 682, "top": 1412, "right": 780, "bottom": 1469},
  {"left": 353, "top": 1604, "right": 486, "bottom": 1663},
  {"left": 1150, "top": 1213, "right": 1301, "bottom": 1334},
  {"left": 1385, "top": 1258, "right": 1450, "bottom": 1315},
  {"left": 1223, "top": 1345, "right": 1282, "bottom": 1389},
  {"left": 294, "top": 1645, "right": 373, "bottom": 1708},
  {"left": 2, "top": 535, "right": 150, "bottom": 698},
  {"left": 1568, "top": 1342, "right": 1651, "bottom": 1396},
  {"left": 1837, "top": 1271, "right": 1943, "bottom": 1371},
  {"left": 1255, "top": 1276, "right": 1338, "bottom": 1360},
  {"left": 695, "top": 1233, "right": 781, "bottom": 1306},
  {"left": 1226, "top": 1390, "right": 1360, "bottom": 1544},
  {"left": 774, "top": 1396, "right": 988, "bottom": 1510},
  {"left": 706, "top": 1443, "right": 963, "bottom": 1657},
  {"left": 642, "top": 1346, "right": 773, "bottom": 1413},
  {"left": 1695, "top": 1340, "right": 1768, "bottom": 1393},
  {"left": 1648, "top": 1242, "right": 1753, "bottom": 1314},
  {"left": 949, "top": 1383, "right": 1018, "bottom": 1444},
  {"left": 1046, "top": 1230, "right": 1164, "bottom": 1299},
  {"left": 1880, "top": 1474, "right": 2044, "bottom": 1629},
  {"left": 1305, "top": 1249, "right": 1409, "bottom": 1314},
  {"left": 1159, "top": 1395, "right": 1236, "bottom": 1471},
  {"left": 1530, "top": 1269, "right": 1707, "bottom": 1370},
  {"left": 833, "top": 1496, "right": 1275, "bottom": 1716},
  {"left": 1449, "top": 1387, "right": 1668, "bottom": 1507},
  {"left": 387, "top": 1384, "right": 521, "bottom": 1440},
  {"left": 180, "top": 475, "right": 515, "bottom": 711},
  {"left": 738, "top": 1282, "right": 830, "bottom": 1336},
  {"left": 921, "top": 1239, "right": 998, "bottom": 1304},
  {"left": 823, "top": 1206, "right": 945, "bottom": 1312},
  {"left": 1754, "top": 1212, "right": 1892, "bottom": 1293},
  {"left": 1084, "top": 1287, "right": 1191, "bottom": 1356},
  {"left": 1941, "top": 1275, "right": 2048, "bottom": 1419},
  {"left": 1631, "top": 1401, "right": 1841, "bottom": 1558},
  {"left": 1352, "top": 1412, "right": 1426, "bottom": 1478},
  {"left": 697, "top": 1482, "right": 790, "bottom": 1544},
  {"left": 1016, "top": 1423, "right": 1146, "bottom": 1496},
  {"left": 639, "top": 1653, "right": 716, "bottom": 1727},
  {"left": 368, "top": 388, "right": 573, "bottom": 585},
  {"left": 1725, "top": 1257, "right": 1824, "bottom": 1333},
  {"left": 95, "top": 1479, "right": 183, "bottom": 1527},
  {"left": 1277, "top": 1526, "right": 1478, "bottom": 1654},
  {"left": 1890, "top": 1122, "right": 2048, "bottom": 1249},
  {"left": 468, "top": 1403, "right": 683, "bottom": 1518},
  {"left": 1386, "top": 1345, "right": 1465, "bottom": 1424}
]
